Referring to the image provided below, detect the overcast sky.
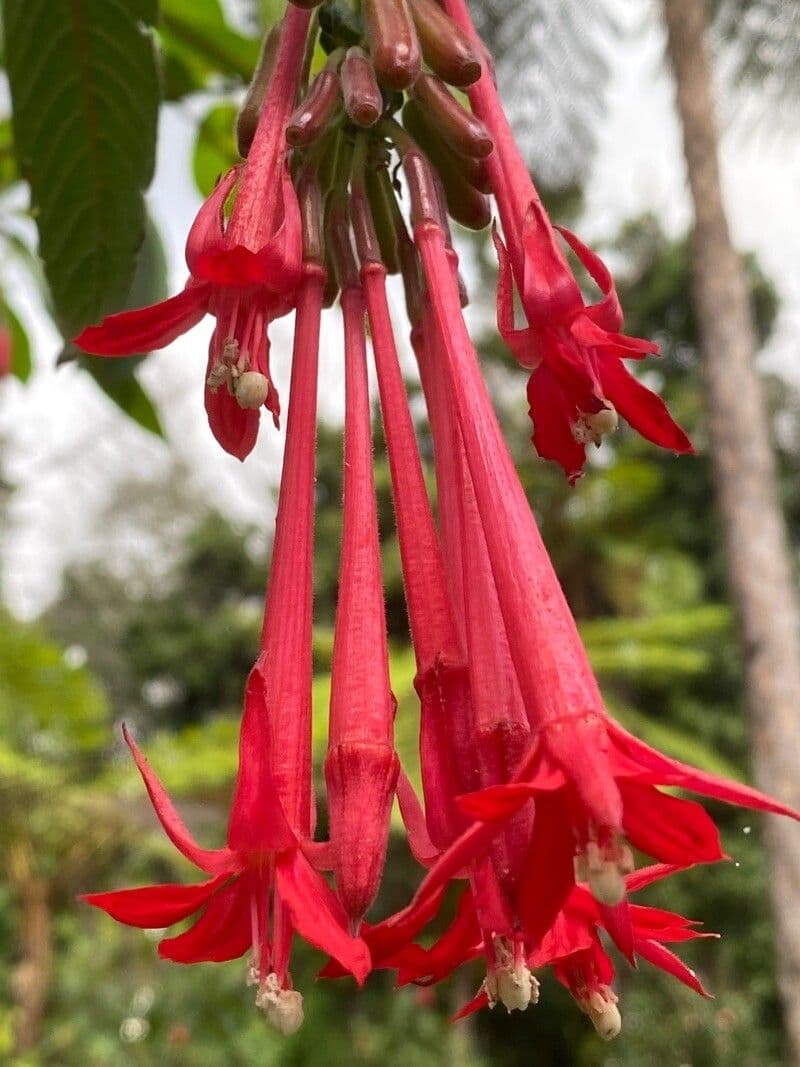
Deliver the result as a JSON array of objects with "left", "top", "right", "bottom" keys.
[{"left": 1, "top": 0, "right": 798, "bottom": 618}]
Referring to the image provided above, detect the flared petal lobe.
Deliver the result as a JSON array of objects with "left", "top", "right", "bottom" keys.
[{"left": 75, "top": 285, "right": 210, "bottom": 357}]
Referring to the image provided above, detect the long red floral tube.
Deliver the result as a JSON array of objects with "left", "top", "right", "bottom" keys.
[{"left": 75, "top": 0, "right": 800, "bottom": 1044}]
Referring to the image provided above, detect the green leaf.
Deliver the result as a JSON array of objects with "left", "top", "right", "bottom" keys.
[
  {"left": 193, "top": 104, "right": 239, "bottom": 197},
  {"left": 0, "top": 117, "right": 19, "bottom": 191},
  {"left": 159, "top": 0, "right": 261, "bottom": 94},
  {"left": 0, "top": 293, "right": 31, "bottom": 381},
  {"left": 4, "top": 0, "right": 161, "bottom": 339},
  {"left": 63, "top": 215, "right": 168, "bottom": 435}
]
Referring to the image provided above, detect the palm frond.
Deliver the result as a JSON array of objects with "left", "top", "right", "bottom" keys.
[{"left": 470, "top": 0, "right": 618, "bottom": 186}]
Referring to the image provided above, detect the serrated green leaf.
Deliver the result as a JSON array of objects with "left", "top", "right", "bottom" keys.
[
  {"left": 62, "top": 215, "right": 167, "bottom": 434},
  {"left": 0, "top": 293, "right": 31, "bottom": 381},
  {"left": 193, "top": 104, "right": 239, "bottom": 197},
  {"left": 4, "top": 0, "right": 161, "bottom": 339}
]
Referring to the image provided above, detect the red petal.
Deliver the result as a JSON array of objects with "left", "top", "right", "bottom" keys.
[
  {"left": 122, "top": 725, "right": 235, "bottom": 875},
  {"left": 611, "top": 721, "right": 800, "bottom": 821},
  {"left": 452, "top": 989, "right": 489, "bottom": 1021},
  {"left": 158, "top": 878, "right": 251, "bottom": 964},
  {"left": 318, "top": 883, "right": 448, "bottom": 980},
  {"left": 275, "top": 850, "right": 371, "bottom": 986},
  {"left": 396, "top": 771, "right": 440, "bottom": 867},
  {"left": 630, "top": 904, "right": 712, "bottom": 944},
  {"left": 625, "top": 863, "right": 685, "bottom": 893},
  {"left": 530, "top": 911, "right": 595, "bottom": 968},
  {"left": 598, "top": 355, "right": 694, "bottom": 454},
  {"left": 492, "top": 226, "right": 541, "bottom": 368},
  {"left": 458, "top": 782, "right": 537, "bottom": 822},
  {"left": 227, "top": 665, "right": 295, "bottom": 852},
  {"left": 399, "top": 888, "right": 482, "bottom": 985},
  {"left": 621, "top": 781, "right": 724, "bottom": 866},
  {"left": 185, "top": 166, "right": 241, "bottom": 274},
  {"left": 81, "top": 874, "right": 228, "bottom": 929},
  {"left": 598, "top": 899, "right": 636, "bottom": 965},
  {"left": 526, "top": 363, "right": 587, "bottom": 483},
  {"left": 635, "top": 937, "right": 713, "bottom": 997},
  {"left": 554, "top": 225, "right": 622, "bottom": 332},
  {"left": 75, "top": 284, "right": 209, "bottom": 356},
  {"left": 515, "top": 791, "right": 576, "bottom": 945},
  {"left": 570, "top": 314, "right": 659, "bottom": 358},
  {"left": 519, "top": 200, "right": 583, "bottom": 325},
  {"left": 204, "top": 328, "right": 260, "bottom": 460}
]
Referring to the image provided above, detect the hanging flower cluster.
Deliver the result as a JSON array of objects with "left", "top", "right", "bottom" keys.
[{"left": 77, "top": 0, "right": 797, "bottom": 1042}]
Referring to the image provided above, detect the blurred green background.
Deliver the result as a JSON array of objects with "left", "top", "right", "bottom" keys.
[{"left": 2, "top": 0, "right": 800, "bottom": 1064}]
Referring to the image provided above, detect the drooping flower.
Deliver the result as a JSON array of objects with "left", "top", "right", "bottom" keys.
[
  {"left": 83, "top": 248, "right": 370, "bottom": 1030},
  {"left": 436, "top": 0, "right": 690, "bottom": 481},
  {"left": 395, "top": 864, "right": 715, "bottom": 1040},
  {"left": 398, "top": 157, "right": 800, "bottom": 907},
  {"left": 74, "top": 5, "right": 312, "bottom": 460}
]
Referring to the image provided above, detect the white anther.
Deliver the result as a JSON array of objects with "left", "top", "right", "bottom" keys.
[
  {"left": 256, "top": 973, "right": 304, "bottom": 1035},
  {"left": 235, "top": 371, "right": 270, "bottom": 409}
]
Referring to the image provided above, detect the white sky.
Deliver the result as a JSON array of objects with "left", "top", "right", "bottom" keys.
[{"left": 1, "top": 0, "right": 799, "bottom": 618}]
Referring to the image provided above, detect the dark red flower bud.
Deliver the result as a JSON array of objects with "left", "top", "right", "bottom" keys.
[
  {"left": 411, "top": 74, "right": 492, "bottom": 158},
  {"left": 398, "top": 141, "right": 446, "bottom": 230},
  {"left": 402, "top": 104, "right": 491, "bottom": 230},
  {"left": 402, "top": 98, "right": 489, "bottom": 194},
  {"left": 236, "top": 27, "right": 280, "bottom": 157},
  {"left": 340, "top": 47, "right": 383, "bottom": 128},
  {"left": 408, "top": 0, "right": 480, "bottom": 87},
  {"left": 350, "top": 182, "right": 382, "bottom": 266},
  {"left": 286, "top": 68, "right": 341, "bottom": 147},
  {"left": 363, "top": 0, "right": 421, "bottom": 90}
]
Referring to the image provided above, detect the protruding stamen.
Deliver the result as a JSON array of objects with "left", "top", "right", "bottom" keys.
[
  {"left": 235, "top": 370, "right": 270, "bottom": 409},
  {"left": 576, "top": 838, "right": 634, "bottom": 907},
  {"left": 572, "top": 404, "right": 619, "bottom": 446},
  {"left": 255, "top": 973, "right": 305, "bottom": 1035},
  {"left": 484, "top": 938, "right": 539, "bottom": 1013},
  {"left": 577, "top": 988, "right": 622, "bottom": 1041}
]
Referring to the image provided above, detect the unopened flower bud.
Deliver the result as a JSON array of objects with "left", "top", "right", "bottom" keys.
[
  {"left": 408, "top": 0, "right": 481, "bottom": 87},
  {"left": 341, "top": 47, "right": 383, "bottom": 128},
  {"left": 363, "top": 0, "right": 421, "bottom": 90},
  {"left": 235, "top": 371, "right": 270, "bottom": 410},
  {"left": 256, "top": 974, "right": 304, "bottom": 1035},
  {"left": 402, "top": 103, "right": 491, "bottom": 231},
  {"left": 286, "top": 68, "right": 341, "bottom": 148},
  {"left": 411, "top": 74, "right": 493, "bottom": 159}
]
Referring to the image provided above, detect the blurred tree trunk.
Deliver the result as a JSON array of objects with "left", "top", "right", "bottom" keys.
[
  {"left": 663, "top": 0, "right": 800, "bottom": 1058},
  {"left": 8, "top": 842, "right": 52, "bottom": 1054}
]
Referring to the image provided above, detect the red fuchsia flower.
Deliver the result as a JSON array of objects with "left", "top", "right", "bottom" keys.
[
  {"left": 323, "top": 205, "right": 399, "bottom": 932},
  {"left": 438, "top": 0, "right": 691, "bottom": 482},
  {"left": 396, "top": 153, "right": 800, "bottom": 919},
  {"left": 74, "top": 5, "right": 312, "bottom": 461},
  {"left": 395, "top": 864, "right": 715, "bottom": 1040},
  {"left": 83, "top": 252, "right": 370, "bottom": 1032}
]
